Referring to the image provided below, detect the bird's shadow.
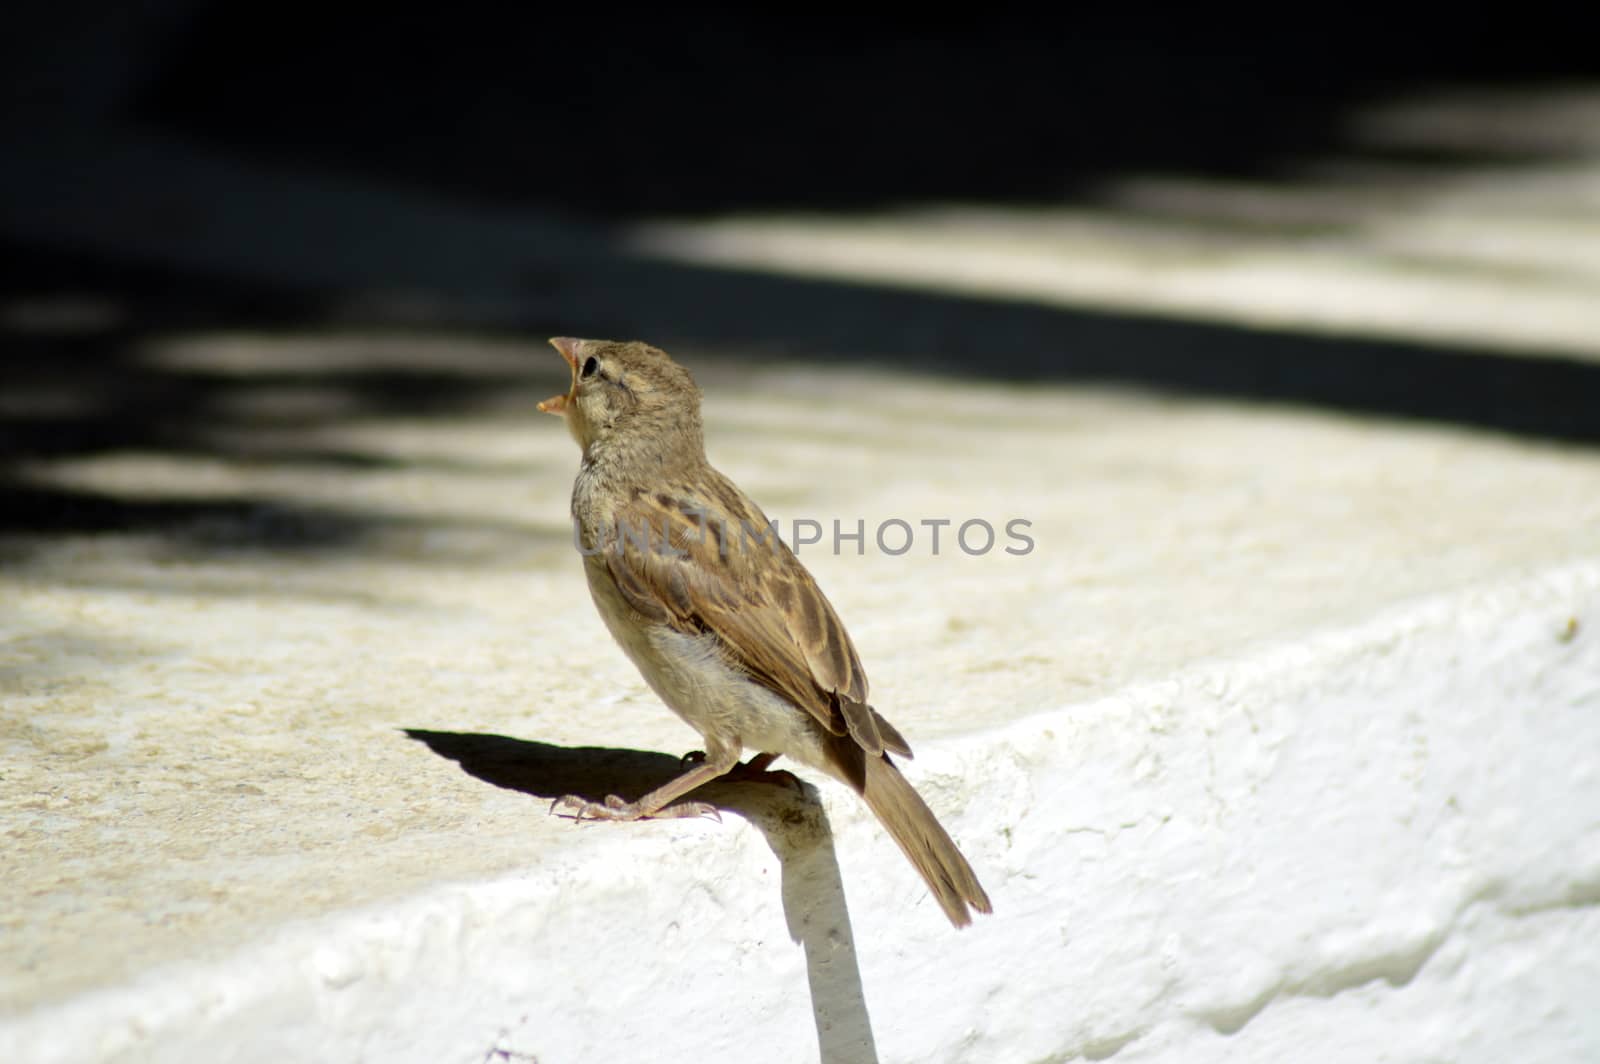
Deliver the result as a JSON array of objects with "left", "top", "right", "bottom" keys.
[{"left": 403, "top": 728, "right": 879, "bottom": 1064}]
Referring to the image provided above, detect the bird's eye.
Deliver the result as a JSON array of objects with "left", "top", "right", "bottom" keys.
[{"left": 580, "top": 355, "right": 600, "bottom": 380}]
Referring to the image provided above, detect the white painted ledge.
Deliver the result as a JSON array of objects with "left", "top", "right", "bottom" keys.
[{"left": 5, "top": 561, "right": 1598, "bottom": 1064}]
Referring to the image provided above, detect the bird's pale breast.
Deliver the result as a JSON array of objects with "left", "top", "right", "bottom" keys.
[{"left": 582, "top": 552, "right": 832, "bottom": 771}]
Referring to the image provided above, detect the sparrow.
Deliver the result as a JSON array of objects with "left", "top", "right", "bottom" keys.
[{"left": 538, "top": 337, "right": 991, "bottom": 927}]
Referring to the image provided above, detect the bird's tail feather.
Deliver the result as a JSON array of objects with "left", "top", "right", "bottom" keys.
[{"left": 857, "top": 752, "right": 992, "bottom": 927}]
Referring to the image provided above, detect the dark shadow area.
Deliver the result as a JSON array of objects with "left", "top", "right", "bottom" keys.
[
  {"left": 3, "top": 12, "right": 1599, "bottom": 555},
  {"left": 0, "top": 482, "right": 371, "bottom": 544},
  {"left": 133, "top": 11, "right": 1599, "bottom": 216},
  {"left": 404, "top": 729, "right": 880, "bottom": 1064}
]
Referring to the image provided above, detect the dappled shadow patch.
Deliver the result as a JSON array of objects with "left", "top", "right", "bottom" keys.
[
  {"left": 0, "top": 241, "right": 561, "bottom": 552},
  {"left": 0, "top": 481, "right": 379, "bottom": 546}
]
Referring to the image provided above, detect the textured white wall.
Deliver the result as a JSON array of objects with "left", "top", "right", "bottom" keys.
[{"left": 9, "top": 567, "right": 1596, "bottom": 1064}]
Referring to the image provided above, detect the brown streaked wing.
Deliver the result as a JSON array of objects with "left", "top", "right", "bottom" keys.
[{"left": 602, "top": 480, "right": 872, "bottom": 743}]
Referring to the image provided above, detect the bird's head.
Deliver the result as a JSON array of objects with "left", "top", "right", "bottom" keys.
[{"left": 539, "top": 337, "right": 705, "bottom": 462}]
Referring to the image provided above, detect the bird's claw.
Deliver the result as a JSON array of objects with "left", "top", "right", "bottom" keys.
[
  {"left": 547, "top": 793, "right": 721, "bottom": 823},
  {"left": 549, "top": 793, "right": 639, "bottom": 822}
]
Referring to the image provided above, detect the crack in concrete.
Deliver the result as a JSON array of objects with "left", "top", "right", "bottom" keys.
[
  {"left": 1193, "top": 882, "right": 1600, "bottom": 1039},
  {"left": 1200, "top": 928, "right": 1444, "bottom": 1037},
  {"left": 1080, "top": 1028, "right": 1143, "bottom": 1060},
  {"left": 1502, "top": 870, "right": 1600, "bottom": 916}
]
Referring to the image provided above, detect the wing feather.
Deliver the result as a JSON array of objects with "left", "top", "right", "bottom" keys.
[{"left": 602, "top": 473, "right": 895, "bottom": 754}]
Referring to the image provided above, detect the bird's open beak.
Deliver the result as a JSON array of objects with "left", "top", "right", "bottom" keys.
[{"left": 538, "top": 337, "right": 582, "bottom": 415}]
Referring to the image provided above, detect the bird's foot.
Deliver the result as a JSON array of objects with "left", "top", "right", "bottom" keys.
[{"left": 550, "top": 793, "right": 721, "bottom": 822}]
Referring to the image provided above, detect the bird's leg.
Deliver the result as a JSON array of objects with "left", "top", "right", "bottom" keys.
[
  {"left": 674, "top": 750, "right": 804, "bottom": 794},
  {"left": 552, "top": 744, "right": 741, "bottom": 822},
  {"left": 718, "top": 751, "right": 806, "bottom": 795}
]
